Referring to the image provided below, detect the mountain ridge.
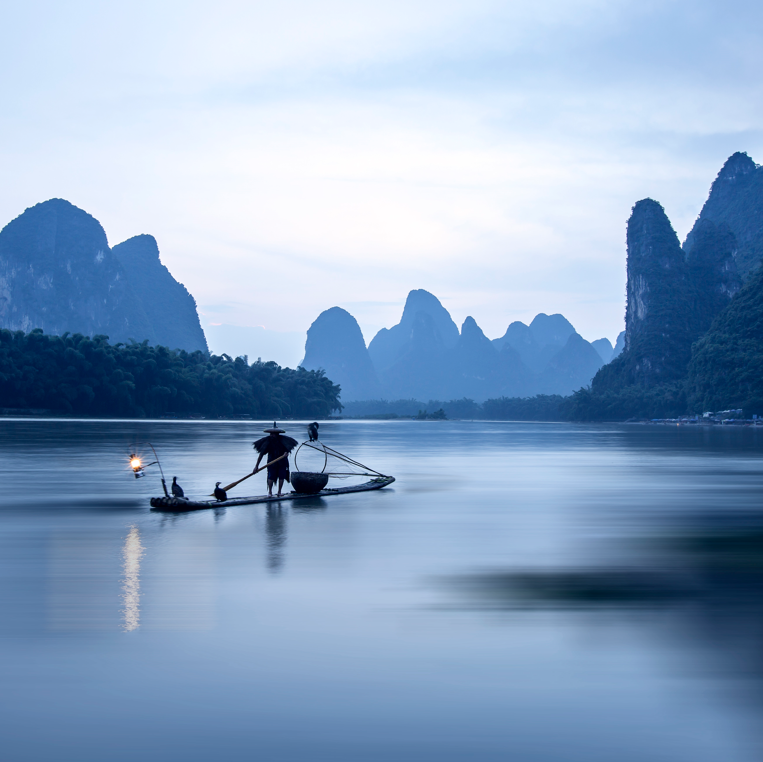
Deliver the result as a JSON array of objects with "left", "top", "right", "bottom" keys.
[
  {"left": 111, "top": 234, "right": 207, "bottom": 352},
  {"left": 303, "top": 289, "right": 608, "bottom": 402},
  {"left": 0, "top": 199, "right": 207, "bottom": 352}
]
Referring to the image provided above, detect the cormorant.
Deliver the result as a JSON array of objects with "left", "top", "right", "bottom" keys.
[
  {"left": 213, "top": 482, "right": 227, "bottom": 502},
  {"left": 171, "top": 477, "right": 185, "bottom": 498},
  {"left": 308, "top": 422, "right": 319, "bottom": 442}
]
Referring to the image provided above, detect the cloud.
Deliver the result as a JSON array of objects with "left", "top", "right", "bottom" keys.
[{"left": 1, "top": 0, "right": 761, "bottom": 347}]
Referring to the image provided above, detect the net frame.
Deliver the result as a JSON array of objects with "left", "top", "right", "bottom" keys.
[{"left": 293, "top": 441, "right": 387, "bottom": 479}]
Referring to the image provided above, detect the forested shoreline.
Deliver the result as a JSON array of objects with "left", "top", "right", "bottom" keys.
[
  {"left": 341, "top": 382, "right": 755, "bottom": 422},
  {"left": 0, "top": 329, "right": 342, "bottom": 418},
  {"left": 341, "top": 396, "right": 568, "bottom": 421},
  {"left": 2, "top": 322, "right": 760, "bottom": 423}
]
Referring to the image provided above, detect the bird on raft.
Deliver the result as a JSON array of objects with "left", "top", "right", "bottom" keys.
[
  {"left": 308, "top": 422, "right": 319, "bottom": 442},
  {"left": 213, "top": 482, "right": 227, "bottom": 502},
  {"left": 171, "top": 477, "right": 185, "bottom": 498}
]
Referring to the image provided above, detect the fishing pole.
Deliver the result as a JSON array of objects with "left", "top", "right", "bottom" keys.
[
  {"left": 128, "top": 443, "right": 169, "bottom": 497},
  {"left": 218, "top": 452, "right": 288, "bottom": 493}
]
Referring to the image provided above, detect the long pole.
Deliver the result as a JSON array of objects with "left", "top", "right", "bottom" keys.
[
  {"left": 148, "top": 443, "right": 169, "bottom": 497},
  {"left": 220, "top": 452, "right": 288, "bottom": 493}
]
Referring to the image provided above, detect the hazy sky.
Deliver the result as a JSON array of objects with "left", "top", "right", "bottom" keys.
[{"left": 2, "top": 0, "right": 762, "bottom": 348}]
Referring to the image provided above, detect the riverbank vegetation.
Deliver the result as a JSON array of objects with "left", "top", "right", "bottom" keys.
[
  {"left": 341, "top": 396, "right": 568, "bottom": 421},
  {"left": 0, "top": 329, "right": 342, "bottom": 418}
]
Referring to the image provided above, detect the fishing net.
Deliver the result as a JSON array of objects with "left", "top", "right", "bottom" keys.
[{"left": 293, "top": 442, "right": 386, "bottom": 480}]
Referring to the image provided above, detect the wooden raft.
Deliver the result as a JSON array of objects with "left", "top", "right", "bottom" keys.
[{"left": 150, "top": 476, "right": 395, "bottom": 512}]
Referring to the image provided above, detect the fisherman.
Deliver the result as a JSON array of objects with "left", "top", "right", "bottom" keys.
[{"left": 253, "top": 422, "right": 298, "bottom": 497}]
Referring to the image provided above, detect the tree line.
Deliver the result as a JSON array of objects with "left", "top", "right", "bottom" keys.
[
  {"left": 340, "top": 396, "right": 568, "bottom": 421},
  {"left": 0, "top": 329, "right": 342, "bottom": 418}
]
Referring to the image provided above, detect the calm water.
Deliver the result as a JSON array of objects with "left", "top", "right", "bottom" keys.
[{"left": 2, "top": 419, "right": 763, "bottom": 761}]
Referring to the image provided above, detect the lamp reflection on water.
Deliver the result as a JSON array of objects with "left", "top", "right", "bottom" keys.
[{"left": 121, "top": 525, "right": 144, "bottom": 631}]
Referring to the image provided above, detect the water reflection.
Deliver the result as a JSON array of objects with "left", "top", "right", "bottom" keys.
[
  {"left": 291, "top": 497, "right": 328, "bottom": 514},
  {"left": 445, "top": 510, "right": 763, "bottom": 698},
  {"left": 48, "top": 533, "right": 116, "bottom": 630},
  {"left": 265, "top": 505, "right": 287, "bottom": 573},
  {"left": 9, "top": 420, "right": 763, "bottom": 761},
  {"left": 121, "top": 525, "right": 143, "bottom": 631},
  {"left": 212, "top": 505, "right": 226, "bottom": 523}
]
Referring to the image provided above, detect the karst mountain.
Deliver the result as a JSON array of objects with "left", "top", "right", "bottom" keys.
[
  {"left": 0, "top": 199, "right": 207, "bottom": 352},
  {"left": 301, "top": 289, "right": 609, "bottom": 402},
  {"left": 584, "top": 151, "right": 763, "bottom": 417}
]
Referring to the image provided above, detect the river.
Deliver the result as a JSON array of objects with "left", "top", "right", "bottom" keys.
[{"left": 1, "top": 419, "right": 762, "bottom": 761}]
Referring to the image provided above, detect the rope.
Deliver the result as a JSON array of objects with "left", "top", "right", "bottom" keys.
[
  {"left": 303, "top": 442, "right": 384, "bottom": 476},
  {"left": 296, "top": 441, "right": 386, "bottom": 478}
]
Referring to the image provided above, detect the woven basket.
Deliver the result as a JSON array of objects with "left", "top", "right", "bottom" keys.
[{"left": 291, "top": 471, "right": 329, "bottom": 494}]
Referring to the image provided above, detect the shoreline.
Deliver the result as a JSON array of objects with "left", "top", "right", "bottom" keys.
[{"left": 0, "top": 413, "right": 760, "bottom": 427}]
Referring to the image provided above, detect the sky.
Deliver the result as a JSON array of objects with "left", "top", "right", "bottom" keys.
[{"left": 2, "top": 0, "right": 762, "bottom": 360}]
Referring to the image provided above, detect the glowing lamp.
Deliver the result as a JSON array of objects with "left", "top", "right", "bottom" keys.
[
  {"left": 129, "top": 454, "right": 145, "bottom": 478},
  {"left": 126, "top": 445, "right": 165, "bottom": 493}
]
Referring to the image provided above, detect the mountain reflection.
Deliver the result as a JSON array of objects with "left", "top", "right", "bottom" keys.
[
  {"left": 121, "top": 525, "right": 144, "bottom": 631},
  {"left": 446, "top": 510, "right": 763, "bottom": 693}
]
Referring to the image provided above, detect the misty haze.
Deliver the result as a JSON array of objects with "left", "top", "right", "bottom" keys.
[{"left": 2, "top": 2, "right": 763, "bottom": 761}]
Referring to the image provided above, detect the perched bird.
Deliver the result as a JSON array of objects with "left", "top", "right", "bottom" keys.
[
  {"left": 308, "top": 422, "right": 319, "bottom": 442},
  {"left": 213, "top": 482, "right": 227, "bottom": 502},
  {"left": 171, "top": 477, "right": 185, "bottom": 498}
]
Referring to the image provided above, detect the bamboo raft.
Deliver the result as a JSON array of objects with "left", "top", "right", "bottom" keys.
[{"left": 150, "top": 475, "right": 395, "bottom": 512}]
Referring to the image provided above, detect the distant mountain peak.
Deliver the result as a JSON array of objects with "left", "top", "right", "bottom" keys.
[
  {"left": 18, "top": 198, "right": 110, "bottom": 245},
  {"left": 493, "top": 313, "right": 579, "bottom": 375},
  {"left": 683, "top": 151, "right": 763, "bottom": 279},
  {"left": 399, "top": 289, "right": 460, "bottom": 347},
  {"left": 368, "top": 288, "right": 459, "bottom": 373},
  {"left": 528, "top": 313, "right": 575, "bottom": 349},
  {"left": 32, "top": 198, "right": 90, "bottom": 214},
  {"left": 591, "top": 338, "right": 614, "bottom": 363},
  {"left": 0, "top": 199, "right": 207, "bottom": 352},
  {"left": 717, "top": 151, "right": 756, "bottom": 183},
  {"left": 116, "top": 234, "right": 161, "bottom": 267},
  {"left": 112, "top": 234, "right": 207, "bottom": 352},
  {"left": 493, "top": 321, "right": 534, "bottom": 350},
  {"left": 301, "top": 307, "right": 380, "bottom": 402},
  {"left": 460, "top": 315, "right": 484, "bottom": 338},
  {"left": 606, "top": 196, "right": 694, "bottom": 387},
  {"left": 306, "top": 297, "right": 606, "bottom": 402},
  {"left": 629, "top": 199, "right": 670, "bottom": 239},
  {"left": 403, "top": 289, "right": 443, "bottom": 310},
  {"left": 0, "top": 198, "right": 141, "bottom": 340}
]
